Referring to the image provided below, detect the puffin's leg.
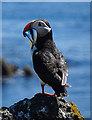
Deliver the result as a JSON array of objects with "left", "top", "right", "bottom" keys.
[
  {"left": 35, "top": 81, "right": 56, "bottom": 96},
  {"left": 41, "top": 84, "right": 44, "bottom": 94},
  {"left": 41, "top": 84, "right": 56, "bottom": 96}
]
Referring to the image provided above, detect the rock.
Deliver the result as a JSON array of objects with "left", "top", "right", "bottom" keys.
[
  {"left": 1, "top": 58, "right": 18, "bottom": 77},
  {"left": 0, "top": 94, "right": 84, "bottom": 120},
  {"left": 1, "top": 58, "right": 12, "bottom": 76},
  {"left": 23, "top": 65, "right": 33, "bottom": 77},
  {"left": 10, "top": 64, "right": 18, "bottom": 73},
  {"left": 1, "top": 58, "right": 33, "bottom": 79},
  {"left": 0, "top": 107, "right": 15, "bottom": 120}
]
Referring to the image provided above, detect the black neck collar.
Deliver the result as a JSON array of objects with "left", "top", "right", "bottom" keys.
[{"left": 35, "top": 31, "right": 53, "bottom": 50}]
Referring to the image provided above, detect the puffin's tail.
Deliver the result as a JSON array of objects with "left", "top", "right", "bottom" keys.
[{"left": 53, "top": 85, "right": 68, "bottom": 97}]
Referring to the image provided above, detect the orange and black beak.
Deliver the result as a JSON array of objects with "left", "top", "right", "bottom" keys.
[{"left": 23, "top": 21, "right": 37, "bottom": 49}]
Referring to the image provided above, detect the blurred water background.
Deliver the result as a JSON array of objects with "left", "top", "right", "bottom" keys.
[{"left": 2, "top": 2, "right": 90, "bottom": 118}]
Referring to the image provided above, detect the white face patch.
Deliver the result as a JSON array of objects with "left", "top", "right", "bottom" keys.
[{"left": 32, "top": 20, "right": 51, "bottom": 37}]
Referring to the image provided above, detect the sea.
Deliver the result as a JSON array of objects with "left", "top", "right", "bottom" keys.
[{"left": 2, "top": 2, "right": 90, "bottom": 118}]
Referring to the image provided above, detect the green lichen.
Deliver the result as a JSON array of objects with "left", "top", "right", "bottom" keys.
[{"left": 70, "top": 102, "right": 84, "bottom": 120}]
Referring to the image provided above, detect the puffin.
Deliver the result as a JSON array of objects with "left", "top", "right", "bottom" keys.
[{"left": 23, "top": 19, "right": 71, "bottom": 97}]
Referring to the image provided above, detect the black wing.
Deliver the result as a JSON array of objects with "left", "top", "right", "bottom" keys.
[{"left": 33, "top": 49, "right": 68, "bottom": 87}]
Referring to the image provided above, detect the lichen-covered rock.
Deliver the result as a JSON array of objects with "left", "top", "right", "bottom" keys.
[
  {"left": 0, "top": 94, "right": 84, "bottom": 120},
  {"left": 0, "top": 107, "right": 15, "bottom": 120}
]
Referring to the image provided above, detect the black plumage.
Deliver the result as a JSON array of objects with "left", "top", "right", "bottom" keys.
[
  {"left": 33, "top": 32, "right": 68, "bottom": 97},
  {"left": 23, "top": 19, "right": 69, "bottom": 97}
]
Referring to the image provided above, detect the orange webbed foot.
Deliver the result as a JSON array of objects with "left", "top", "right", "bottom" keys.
[
  {"left": 44, "top": 93, "right": 56, "bottom": 96},
  {"left": 35, "top": 92, "right": 56, "bottom": 96}
]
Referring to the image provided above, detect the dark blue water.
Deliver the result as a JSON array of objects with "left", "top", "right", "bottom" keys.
[{"left": 2, "top": 2, "right": 90, "bottom": 118}]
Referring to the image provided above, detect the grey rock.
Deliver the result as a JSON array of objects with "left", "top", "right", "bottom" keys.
[
  {"left": 0, "top": 94, "right": 84, "bottom": 120},
  {"left": 0, "top": 107, "right": 15, "bottom": 120}
]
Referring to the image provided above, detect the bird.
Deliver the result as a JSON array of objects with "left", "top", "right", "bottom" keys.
[{"left": 23, "top": 19, "right": 71, "bottom": 97}]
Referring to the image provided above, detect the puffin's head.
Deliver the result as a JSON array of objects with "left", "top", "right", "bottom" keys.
[{"left": 23, "top": 19, "right": 52, "bottom": 49}]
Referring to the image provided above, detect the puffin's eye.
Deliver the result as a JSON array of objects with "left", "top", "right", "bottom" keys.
[{"left": 38, "top": 22, "right": 42, "bottom": 26}]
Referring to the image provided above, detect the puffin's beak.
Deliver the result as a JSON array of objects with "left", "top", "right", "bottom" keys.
[{"left": 23, "top": 21, "right": 37, "bottom": 49}]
